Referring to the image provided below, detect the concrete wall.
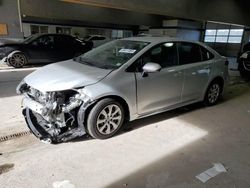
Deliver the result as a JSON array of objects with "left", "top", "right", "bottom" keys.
[
  {"left": 64, "top": 0, "right": 250, "bottom": 26},
  {"left": 177, "top": 29, "right": 201, "bottom": 41},
  {"left": 149, "top": 20, "right": 202, "bottom": 41},
  {"left": 149, "top": 29, "right": 177, "bottom": 37},
  {"left": 20, "top": 0, "right": 164, "bottom": 28},
  {"left": 0, "top": 0, "right": 23, "bottom": 39}
]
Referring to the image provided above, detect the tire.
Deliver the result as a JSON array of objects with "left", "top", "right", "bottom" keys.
[
  {"left": 238, "top": 61, "right": 249, "bottom": 78},
  {"left": 86, "top": 98, "right": 125, "bottom": 139},
  {"left": 204, "top": 81, "right": 222, "bottom": 106},
  {"left": 8, "top": 52, "right": 27, "bottom": 68},
  {"left": 73, "top": 52, "right": 82, "bottom": 58}
]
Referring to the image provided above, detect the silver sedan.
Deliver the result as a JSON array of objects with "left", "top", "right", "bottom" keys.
[{"left": 17, "top": 37, "right": 228, "bottom": 143}]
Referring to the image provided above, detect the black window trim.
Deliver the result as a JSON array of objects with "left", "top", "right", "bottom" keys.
[
  {"left": 177, "top": 42, "right": 203, "bottom": 65},
  {"left": 126, "top": 41, "right": 215, "bottom": 72},
  {"left": 199, "top": 45, "right": 215, "bottom": 61}
]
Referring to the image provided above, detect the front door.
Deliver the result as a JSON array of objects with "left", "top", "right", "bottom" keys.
[
  {"left": 27, "top": 35, "right": 57, "bottom": 63},
  {"left": 135, "top": 42, "right": 184, "bottom": 115}
]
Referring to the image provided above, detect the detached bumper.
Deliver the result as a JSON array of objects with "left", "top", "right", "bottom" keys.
[
  {"left": 23, "top": 108, "right": 87, "bottom": 143},
  {"left": 19, "top": 83, "right": 94, "bottom": 143}
]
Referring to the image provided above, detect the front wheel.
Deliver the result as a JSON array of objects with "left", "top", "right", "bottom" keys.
[
  {"left": 8, "top": 52, "right": 27, "bottom": 68},
  {"left": 86, "top": 98, "right": 125, "bottom": 139},
  {"left": 204, "top": 81, "right": 222, "bottom": 106}
]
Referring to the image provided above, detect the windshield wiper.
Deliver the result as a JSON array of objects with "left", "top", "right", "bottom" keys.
[
  {"left": 78, "top": 57, "right": 95, "bottom": 66},
  {"left": 77, "top": 57, "right": 114, "bottom": 70}
]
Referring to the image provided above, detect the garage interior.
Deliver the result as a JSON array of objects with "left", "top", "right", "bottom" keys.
[{"left": 0, "top": 0, "right": 250, "bottom": 187}]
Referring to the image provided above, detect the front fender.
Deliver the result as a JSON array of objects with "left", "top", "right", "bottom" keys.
[
  {"left": 82, "top": 84, "right": 137, "bottom": 121},
  {"left": 7, "top": 50, "right": 22, "bottom": 59}
]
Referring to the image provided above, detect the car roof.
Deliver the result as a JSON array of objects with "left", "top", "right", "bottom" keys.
[
  {"left": 121, "top": 36, "right": 200, "bottom": 44},
  {"left": 87, "top": 35, "right": 106, "bottom": 37},
  {"left": 120, "top": 36, "right": 221, "bottom": 57},
  {"left": 36, "top": 33, "right": 74, "bottom": 37}
]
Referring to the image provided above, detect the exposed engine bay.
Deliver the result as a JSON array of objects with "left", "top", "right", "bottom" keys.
[{"left": 17, "top": 81, "right": 94, "bottom": 143}]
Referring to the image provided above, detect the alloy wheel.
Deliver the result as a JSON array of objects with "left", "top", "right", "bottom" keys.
[
  {"left": 9, "top": 53, "right": 26, "bottom": 68},
  {"left": 96, "top": 104, "right": 122, "bottom": 135},
  {"left": 208, "top": 83, "right": 220, "bottom": 104}
]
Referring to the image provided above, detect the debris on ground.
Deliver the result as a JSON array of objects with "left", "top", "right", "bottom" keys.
[
  {"left": 41, "top": 138, "right": 52, "bottom": 144},
  {"left": 53, "top": 180, "right": 75, "bottom": 188},
  {"left": 196, "top": 163, "right": 227, "bottom": 183},
  {"left": 0, "top": 163, "right": 14, "bottom": 175}
]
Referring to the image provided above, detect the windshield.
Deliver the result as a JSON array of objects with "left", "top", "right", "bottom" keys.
[{"left": 76, "top": 40, "right": 149, "bottom": 69}]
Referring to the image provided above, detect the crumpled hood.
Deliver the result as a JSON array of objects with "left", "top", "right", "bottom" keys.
[{"left": 24, "top": 60, "right": 112, "bottom": 92}]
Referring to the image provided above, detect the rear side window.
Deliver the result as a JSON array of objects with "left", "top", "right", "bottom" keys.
[
  {"left": 200, "top": 46, "right": 214, "bottom": 61},
  {"left": 55, "top": 35, "right": 74, "bottom": 47},
  {"left": 178, "top": 42, "right": 202, "bottom": 65},
  {"left": 32, "top": 35, "right": 55, "bottom": 46}
]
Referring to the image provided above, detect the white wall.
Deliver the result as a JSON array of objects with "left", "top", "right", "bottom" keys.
[
  {"left": 23, "top": 23, "right": 89, "bottom": 38},
  {"left": 22, "top": 23, "right": 31, "bottom": 37},
  {"left": 22, "top": 23, "right": 130, "bottom": 39}
]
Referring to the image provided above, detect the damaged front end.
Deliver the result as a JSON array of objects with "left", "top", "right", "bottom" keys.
[{"left": 17, "top": 81, "right": 94, "bottom": 143}]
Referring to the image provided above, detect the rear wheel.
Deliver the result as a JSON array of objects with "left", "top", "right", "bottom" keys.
[
  {"left": 86, "top": 98, "right": 124, "bottom": 139},
  {"left": 8, "top": 52, "right": 27, "bottom": 68},
  {"left": 204, "top": 81, "right": 222, "bottom": 106}
]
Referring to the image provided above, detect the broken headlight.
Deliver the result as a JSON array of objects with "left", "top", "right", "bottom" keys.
[
  {"left": 62, "top": 89, "right": 90, "bottom": 113},
  {"left": 16, "top": 80, "right": 29, "bottom": 95}
]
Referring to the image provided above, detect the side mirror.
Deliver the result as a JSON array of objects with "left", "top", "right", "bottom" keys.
[{"left": 142, "top": 62, "right": 161, "bottom": 73}]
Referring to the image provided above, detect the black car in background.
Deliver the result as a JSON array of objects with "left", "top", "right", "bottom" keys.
[
  {"left": 0, "top": 34, "right": 92, "bottom": 68},
  {"left": 238, "top": 42, "right": 250, "bottom": 77}
]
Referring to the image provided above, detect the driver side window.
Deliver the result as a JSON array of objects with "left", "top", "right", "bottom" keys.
[
  {"left": 130, "top": 42, "right": 178, "bottom": 72},
  {"left": 32, "top": 35, "right": 54, "bottom": 47}
]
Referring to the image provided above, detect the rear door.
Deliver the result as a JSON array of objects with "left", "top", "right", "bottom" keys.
[
  {"left": 178, "top": 42, "right": 214, "bottom": 102},
  {"left": 54, "top": 35, "right": 80, "bottom": 61}
]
